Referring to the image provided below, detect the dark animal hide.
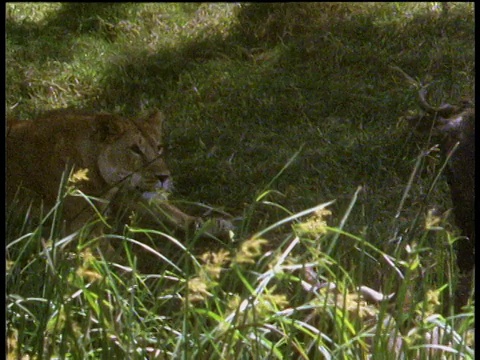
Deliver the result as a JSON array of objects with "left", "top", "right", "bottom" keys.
[{"left": 416, "top": 88, "right": 475, "bottom": 275}]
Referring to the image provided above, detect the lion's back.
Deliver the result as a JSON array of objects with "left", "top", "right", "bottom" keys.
[{"left": 7, "top": 111, "right": 97, "bottom": 204}]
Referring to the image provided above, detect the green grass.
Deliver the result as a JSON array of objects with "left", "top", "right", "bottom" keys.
[{"left": 7, "top": 3, "right": 474, "bottom": 359}]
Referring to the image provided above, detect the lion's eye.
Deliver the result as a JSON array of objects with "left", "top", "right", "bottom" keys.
[{"left": 130, "top": 144, "right": 143, "bottom": 156}]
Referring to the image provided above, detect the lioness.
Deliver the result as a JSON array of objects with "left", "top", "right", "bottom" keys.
[{"left": 7, "top": 108, "right": 231, "bottom": 240}]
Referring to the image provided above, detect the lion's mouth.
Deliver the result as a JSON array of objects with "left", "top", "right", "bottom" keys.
[
  {"left": 139, "top": 176, "right": 172, "bottom": 200},
  {"left": 141, "top": 191, "right": 159, "bottom": 200}
]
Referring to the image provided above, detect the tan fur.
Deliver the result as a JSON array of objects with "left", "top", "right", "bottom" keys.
[{"left": 6, "top": 109, "right": 203, "bottom": 233}]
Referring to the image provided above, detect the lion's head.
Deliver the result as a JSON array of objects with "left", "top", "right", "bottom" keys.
[{"left": 93, "top": 111, "right": 172, "bottom": 198}]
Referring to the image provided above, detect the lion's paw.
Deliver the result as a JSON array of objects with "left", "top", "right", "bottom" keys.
[{"left": 196, "top": 218, "right": 235, "bottom": 241}]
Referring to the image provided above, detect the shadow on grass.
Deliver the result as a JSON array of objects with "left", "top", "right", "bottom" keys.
[
  {"left": 6, "top": 3, "right": 474, "bottom": 242},
  {"left": 91, "top": 3, "right": 473, "bottom": 117},
  {"left": 7, "top": 3, "right": 473, "bottom": 116}
]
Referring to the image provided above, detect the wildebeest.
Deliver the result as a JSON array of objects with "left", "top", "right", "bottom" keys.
[
  {"left": 392, "top": 66, "right": 475, "bottom": 278},
  {"left": 416, "top": 86, "right": 475, "bottom": 276},
  {"left": 392, "top": 66, "right": 474, "bottom": 308}
]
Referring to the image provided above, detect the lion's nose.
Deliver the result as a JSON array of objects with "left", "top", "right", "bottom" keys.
[
  {"left": 157, "top": 174, "right": 170, "bottom": 183},
  {"left": 157, "top": 174, "right": 172, "bottom": 190}
]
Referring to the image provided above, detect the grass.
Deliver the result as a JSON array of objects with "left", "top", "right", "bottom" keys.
[{"left": 6, "top": 3, "right": 474, "bottom": 359}]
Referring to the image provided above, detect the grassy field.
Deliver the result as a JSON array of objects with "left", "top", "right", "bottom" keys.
[{"left": 6, "top": 3, "right": 474, "bottom": 359}]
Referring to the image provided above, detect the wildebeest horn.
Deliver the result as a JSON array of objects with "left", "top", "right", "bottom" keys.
[
  {"left": 417, "top": 86, "right": 458, "bottom": 116},
  {"left": 390, "top": 65, "right": 460, "bottom": 116}
]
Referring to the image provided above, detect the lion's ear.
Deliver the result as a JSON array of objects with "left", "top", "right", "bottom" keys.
[
  {"left": 94, "top": 114, "right": 126, "bottom": 141},
  {"left": 145, "top": 109, "right": 165, "bottom": 129}
]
